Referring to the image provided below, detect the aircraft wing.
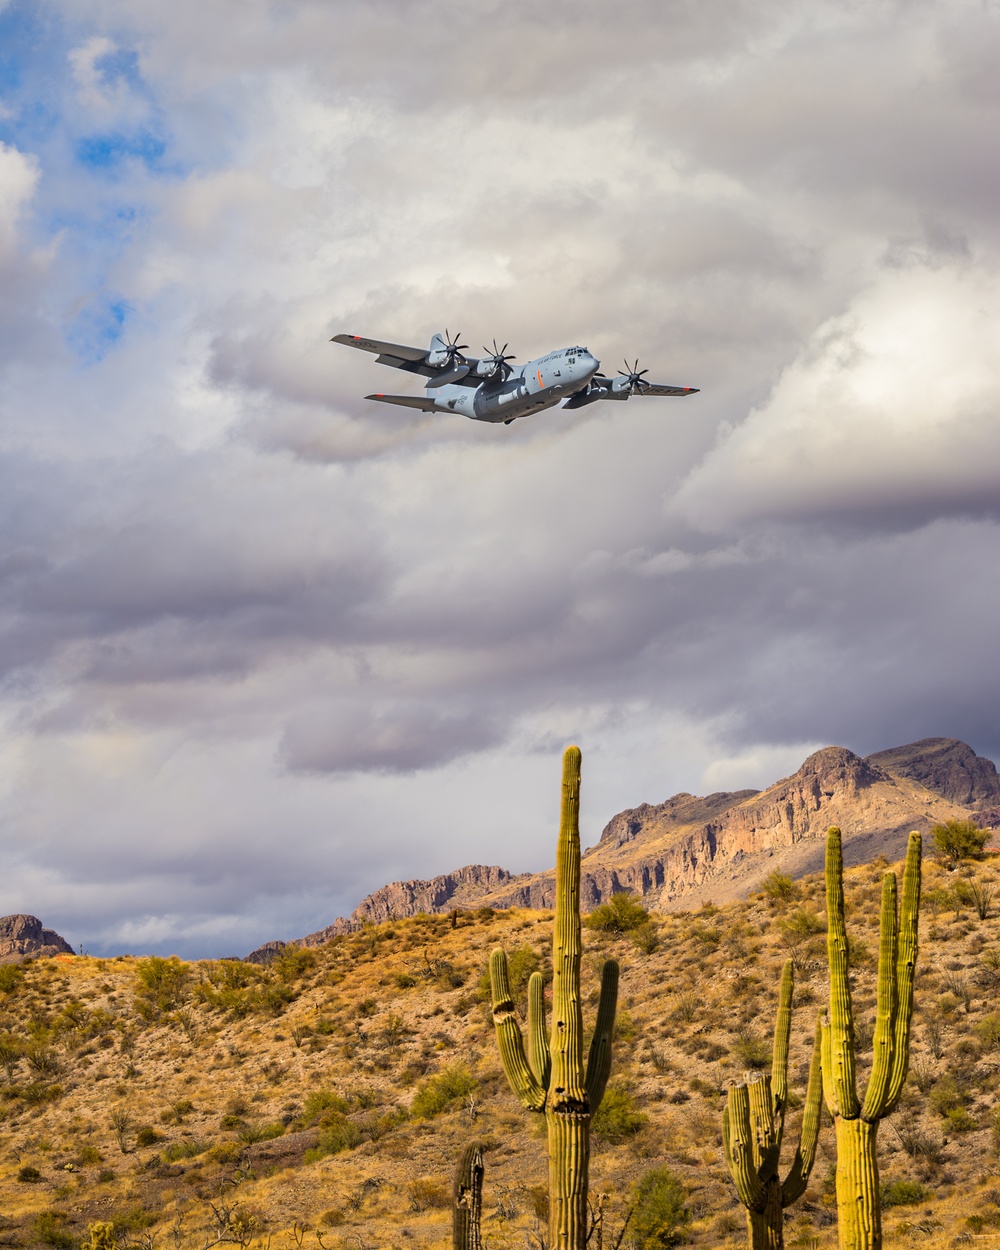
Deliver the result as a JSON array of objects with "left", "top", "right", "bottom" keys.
[{"left": 332, "top": 333, "right": 427, "bottom": 362}]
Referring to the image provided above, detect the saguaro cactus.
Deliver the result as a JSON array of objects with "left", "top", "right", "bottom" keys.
[
  {"left": 489, "top": 746, "right": 619, "bottom": 1250},
  {"left": 453, "top": 1142, "right": 484, "bottom": 1250},
  {"left": 723, "top": 959, "right": 824, "bottom": 1250},
  {"left": 821, "top": 826, "right": 921, "bottom": 1250}
]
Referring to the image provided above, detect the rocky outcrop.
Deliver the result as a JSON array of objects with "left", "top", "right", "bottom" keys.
[
  {"left": 244, "top": 940, "right": 288, "bottom": 965},
  {"left": 291, "top": 865, "right": 526, "bottom": 945},
  {"left": 866, "top": 737, "right": 1000, "bottom": 807},
  {"left": 596, "top": 789, "right": 758, "bottom": 850},
  {"left": 0, "top": 915, "right": 74, "bottom": 963}
]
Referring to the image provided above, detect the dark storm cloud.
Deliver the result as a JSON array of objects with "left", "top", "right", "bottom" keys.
[{"left": 0, "top": 0, "right": 998, "bottom": 953}]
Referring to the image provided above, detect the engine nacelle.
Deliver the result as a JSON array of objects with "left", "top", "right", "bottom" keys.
[{"left": 425, "top": 332, "right": 458, "bottom": 369}]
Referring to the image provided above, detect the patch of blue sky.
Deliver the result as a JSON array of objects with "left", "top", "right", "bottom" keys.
[
  {"left": 75, "top": 129, "right": 169, "bottom": 173},
  {"left": 66, "top": 294, "right": 134, "bottom": 365}
]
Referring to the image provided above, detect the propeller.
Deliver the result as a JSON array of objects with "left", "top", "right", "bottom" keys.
[
  {"left": 482, "top": 338, "right": 516, "bottom": 380},
  {"left": 442, "top": 328, "right": 468, "bottom": 363},
  {"left": 618, "top": 358, "right": 650, "bottom": 395}
]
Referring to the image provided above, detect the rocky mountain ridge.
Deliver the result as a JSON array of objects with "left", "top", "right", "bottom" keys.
[
  {"left": 0, "top": 914, "right": 75, "bottom": 964},
  {"left": 246, "top": 736, "right": 1000, "bottom": 956}
]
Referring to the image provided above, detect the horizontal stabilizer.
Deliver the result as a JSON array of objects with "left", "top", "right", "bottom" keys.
[
  {"left": 366, "top": 393, "right": 440, "bottom": 412},
  {"left": 636, "top": 384, "right": 699, "bottom": 396}
]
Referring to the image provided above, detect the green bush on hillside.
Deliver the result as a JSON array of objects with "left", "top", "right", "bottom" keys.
[
  {"left": 630, "top": 1168, "right": 690, "bottom": 1248},
  {"left": 585, "top": 891, "right": 649, "bottom": 935},
  {"left": 410, "top": 1064, "right": 477, "bottom": 1118},
  {"left": 592, "top": 1083, "right": 648, "bottom": 1141},
  {"left": 932, "top": 820, "right": 988, "bottom": 868}
]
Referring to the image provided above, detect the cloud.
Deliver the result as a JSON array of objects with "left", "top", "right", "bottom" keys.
[{"left": 675, "top": 261, "right": 1000, "bottom": 529}]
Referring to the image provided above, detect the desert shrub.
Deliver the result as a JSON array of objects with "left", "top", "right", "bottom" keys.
[
  {"left": 945, "top": 1107, "right": 976, "bottom": 1133},
  {"left": 631, "top": 922, "right": 660, "bottom": 955},
  {"left": 932, "top": 820, "right": 988, "bottom": 868},
  {"left": 394, "top": 973, "right": 417, "bottom": 988},
  {"left": 882, "top": 1180, "right": 928, "bottom": 1208},
  {"left": 630, "top": 1167, "right": 690, "bottom": 1248},
  {"left": 0, "top": 1032, "right": 22, "bottom": 1081},
  {"left": 762, "top": 871, "right": 798, "bottom": 902},
  {"left": 205, "top": 1142, "right": 243, "bottom": 1165},
  {"left": 162, "top": 1140, "right": 207, "bottom": 1162},
  {"left": 273, "top": 948, "right": 316, "bottom": 982},
  {"left": 238, "top": 1120, "right": 285, "bottom": 1144},
  {"left": 111, "top": 1207, "right": 157, "bottom": 1235},
  {"left": 928, "top": 1076, "right": 967, "bottom": 1116},
  {"left": 319, "top": 1210, "right": 347, "bottom": 1227},
  {"left": 34, "top": 1211, "right": 74, "bottom": 1249},
  {"left": 730, "top": 1028, "right": 771, "bottom": 1070},
  {"left": 592, "top": 1083, "right": 648, "bottom": 1141},
  {"left": 301, "top": 1089, "right": 350, "bottom": 1123},
  {"left": 18, "top": 1081, "right": 64, "bottom": 1104},
  {"left": 507, "top": 947, "right": 542, "bottom": 996},
  {"left": 135, "top": 956, "right": 190, "bottom": 1014},
  {"left": 586, "top": 892, "right": 650, "bottom": 935},
  {"left": 97, "top": 1169, "right": 116, "bottom": 1183},
  {"left": 975, "top": 1014, "right": 1000, "bottom": 1051},
  {"left": 74, "top": 1146, "right": 102, "bottom": 1166},
  {"left": 304, "top": 1115, "right": 365, "bottom": 1161},
  {"left": 17, "top": 1164, "right": 42, "bottom": 1182},
  {"left": 134, "top": 1126, "right": 160, "bottom": 1147},
  {"left": 778, "top": 909, "right": 825, "bottom": 948},
  {"left": 0, "top": 965, "right": 25, "bottom": 995},
  {"left": 411, "top": 1064, "right": 477, "bottom": 1118},
  {"left": 406, "top": 1177, "right": 451, "bottom": 1210}
]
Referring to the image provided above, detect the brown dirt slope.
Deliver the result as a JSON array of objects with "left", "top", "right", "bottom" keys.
[{"left": 3, "top": 850, "right": 1000, "bottom": 1249}]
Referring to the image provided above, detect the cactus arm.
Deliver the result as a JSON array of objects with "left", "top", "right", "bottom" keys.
[
  {"left": 861, "top": 873, "right": 899, "bottom": 1121},
  {"left": 549, "top": 745, "right": 587, "bottom": 1110},
  {"left": 724, "top": 1082, "right": 765, "bottom": 1212},
  {"left": 490, "top": 948, "right": 546, "bottom": 1111},
  {"left": 825, "top": 826, "right": 860, "bottom": 1119},
  {"left": 747, "top": 1073, "right": 781, "bottom": 1183},
  {"left": 820, "top": 1018, "right": 837, "bottom": 1117},
  {"left": 453, "top": 1142, "right": 485, "bottom": 1250},
  {"left": 584, "top": 959, "right": 619, "bottom": 1114},
  {"left": 527, "top": 971, "right": 551, "bottom": 1090},
  {"left": 722, "top": 1101, "right": 733, "bottom": 1172},
  {"left": 771, "top": 959, "right": 794, "bottom": 1143},
  {"left": 782, "top": 1017, "right": 825, "bottom": 1206},
  {"left": 884, "top": 831, "right": 922, "bottom": 1113}
]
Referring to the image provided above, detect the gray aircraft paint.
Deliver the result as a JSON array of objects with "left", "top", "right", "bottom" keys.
[{"left": 332, "top": 333, "right": 698, "bottom": 423}]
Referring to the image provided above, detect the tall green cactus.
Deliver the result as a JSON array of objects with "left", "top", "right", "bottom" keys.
[
  {"left": 452, "top": 1142, "right": 484, "bottom": 1250},
  {"left": 821, "top": 827, "right": 921, "bottom": 1250},
  {"left": 489, "top": 746, "right": 619, "bottom": 1250},
  {"left": 723, "top": 959, "right": 824, "bottom": 1250}
]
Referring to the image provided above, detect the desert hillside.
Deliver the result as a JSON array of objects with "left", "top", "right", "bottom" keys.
[{"left": 2, "top": 846, "right": 1000, "bottom": 1248}]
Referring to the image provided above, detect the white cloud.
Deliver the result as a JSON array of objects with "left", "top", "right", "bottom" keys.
[{"left": 675, "top": 262, "right": 1000, "bottom": 529}]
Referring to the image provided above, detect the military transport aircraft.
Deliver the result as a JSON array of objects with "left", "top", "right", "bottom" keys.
[{"left": 332, "top": 330, "right": 699, "bottom": 425}]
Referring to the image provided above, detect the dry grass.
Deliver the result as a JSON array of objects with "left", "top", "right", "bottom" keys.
[{"left": 2, "top": 855, "right": 1000, "bottom": 1249}]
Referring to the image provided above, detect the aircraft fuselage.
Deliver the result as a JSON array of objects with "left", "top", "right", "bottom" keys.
[{"left": 428, "top": 346, "right": 601, "bottom": 423}]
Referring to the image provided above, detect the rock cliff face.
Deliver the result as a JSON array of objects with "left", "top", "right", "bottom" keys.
[
  {"left": 866, "top": 737, "right": 1000, "bottom": 807},
  {"left": 298, "top": 865, "right": 523, "bottom": 942},
  {"left": 246, "top": 737, "right": 999, "bottom": 951},
  {"left": 0, "top": 915, "right": 75, "bottom": 963}
]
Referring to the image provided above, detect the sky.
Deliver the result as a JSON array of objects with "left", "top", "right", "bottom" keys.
[{"left": 1, "top": 0, "right": 999, "bottom": 958}]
